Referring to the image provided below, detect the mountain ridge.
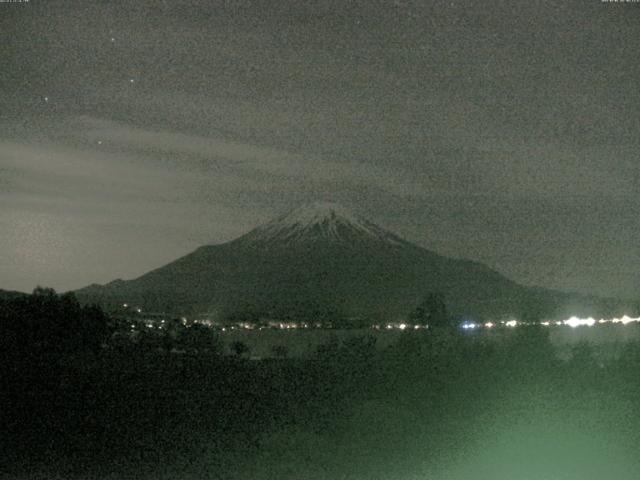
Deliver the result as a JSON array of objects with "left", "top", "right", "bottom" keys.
[{"left": 75, "top": 203, "right": 635, "bottom": 322}]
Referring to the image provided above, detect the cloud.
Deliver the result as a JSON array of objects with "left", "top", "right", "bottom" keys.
[{"left": 62, "top": 115, "right": 439, "bottom": 199}]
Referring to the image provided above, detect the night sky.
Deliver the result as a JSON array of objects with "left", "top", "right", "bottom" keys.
[{"left": 1, "top": 0, "right": 639, "bottom": 299}]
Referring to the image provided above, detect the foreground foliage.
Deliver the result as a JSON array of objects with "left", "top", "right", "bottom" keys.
[{"left": 2, "top": 291, "right": 640, "bottom": 479}]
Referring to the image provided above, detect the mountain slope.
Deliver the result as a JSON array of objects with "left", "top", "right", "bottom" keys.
[{"left": 75, "top": 202, "right": 632, "bottom": 322}]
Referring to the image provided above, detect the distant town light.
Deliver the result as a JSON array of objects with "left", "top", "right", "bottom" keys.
[
  {"left": 505, "top": 320, "right": 517, "bottom": 328},
  {"left": 399, "top": 323, "right": 407, "bottom": 330},
  {"left": 484, "top": 322, "right": 494, "bottom": 328},
  {"left": 620, "top": 315, "right": 640, "bottom": 325},
  {"left": 564, "top": 316, "right": 596, "bottom": 328}
]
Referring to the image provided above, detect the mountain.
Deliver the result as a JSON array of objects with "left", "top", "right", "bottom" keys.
[{"left": 75, "top": 202, "right": 632, "bottom": 323}]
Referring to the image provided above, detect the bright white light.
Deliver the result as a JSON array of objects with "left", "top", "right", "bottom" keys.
[
  {"left": 554, "top": 315, "right": 640, "bottom": 327},
  {"left": 484, "top": 322, "right": 494, "bottom": 328},
  {"left": 540, "top": 321, "right": 550, "bottom": 326},
  {"left": 564, "top": 316, "right": 595, "bottom": 328},
  {"left": 136, "top": 308, "right": 142, "bottom": 313},
  {"left": 505, "top": 320, "right": 517, "bottom": 328},
  {"left": 123, "top": 303, "right": 128, "bottom": 308},
  {"left": 559, "top": 315, "right": 640, "bottom": 327},
  {"left": 619, "top": 315, "right": 640, "bottom": 325},
  {"left": 461, "top": 322, "right": 476, "bottom": 330},
  {"left": 399, "top": 323, "right": 407, "bottom": 330}
]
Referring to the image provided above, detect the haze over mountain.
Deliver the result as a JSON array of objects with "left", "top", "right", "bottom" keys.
[{"left": 76, "top": 202, "right": 632, "bottom": 323}]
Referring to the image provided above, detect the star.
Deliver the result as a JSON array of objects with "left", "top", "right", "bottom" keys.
[
  {"left": 97, "top": 140, "right": 103, "bottom": 145},
  {"left": 111, "top": 37, "right": 116, "bottom": 42},
  {"left": 44, "top": 96, "right": 49, "bottom": 102},
  {"left": 129, "top": 79, "right": 135, "bottom": 83}
]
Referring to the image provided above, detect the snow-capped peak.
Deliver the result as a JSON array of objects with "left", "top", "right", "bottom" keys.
[
  {"left": 240, "top": 201, "right": 404, "bottom": 246},
  {"left": 275, "top": 202, "right": 364, "bottom": 229}
]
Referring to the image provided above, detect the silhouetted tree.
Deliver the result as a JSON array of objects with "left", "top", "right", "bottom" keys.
[
  {"left": 271, "top": 344, "right": 289, "bottom": 359},
  {"left": 340, "top": 335, "right": 377, "bottom": 359},
  {"left": 179, "top": 323, "right": 219, "bottom": 353},
  {"left": 315, "top": 334, "right": 340, "bottom": 358},
  {"left": 394, "top": 330, "right": 428, "bottom": 359},
  {"left": 410, "top": 292, "right": 451, "bottom": 328},
  {"left": 230, "top": 340, "right": 250, "bottom": 357},
  {"left": 502, "top": 324, "right": 556, "bottom": 372},
  {"left": 137, "top": 329, "right": 165, "bottom": 352},
  {"left": 0, "top": 287, "right": 111, "bottom": 361}
]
